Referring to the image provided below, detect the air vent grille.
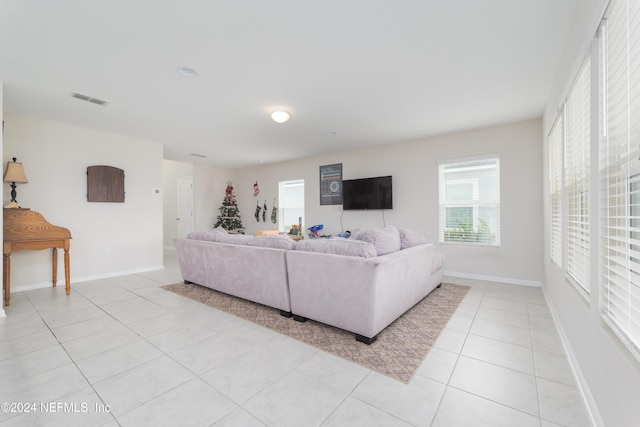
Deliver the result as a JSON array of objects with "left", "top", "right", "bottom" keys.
[
  {"left": 71, "top": 92, "right": 109, "bottom": 106},
  {"left": 190, "top": 153, "right": 207, "bottom": 158}
]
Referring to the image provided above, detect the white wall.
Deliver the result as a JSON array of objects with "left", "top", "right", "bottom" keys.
[
  {"left": 542, "top": 1, "right": 640, "bottom": 426},
  {"left": 0, "top": 83, "right": 4, "bottom": 317},
  {"left": 3, "top": 114, "right": 164, "bottom": 290},
  {"left": 235, "top": 118, "right": 543, "bottom": 285}
]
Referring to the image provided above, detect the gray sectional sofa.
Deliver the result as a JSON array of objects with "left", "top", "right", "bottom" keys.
[{"left": 173, "top": 226, "right": 444, "bottom": 344}]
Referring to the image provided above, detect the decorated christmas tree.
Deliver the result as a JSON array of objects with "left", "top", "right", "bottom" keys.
[{"left": 213, "top": 180, "right": 245, "bottom": 234}]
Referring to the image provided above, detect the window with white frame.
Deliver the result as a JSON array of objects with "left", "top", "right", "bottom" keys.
[
  {"left": 565, "top": 57, "right": 591, "bottom": 293},
  {"left": 599, "top": 0, "right": 640, "bottom": 357},
  {"left": 548, "top": 53, "right": 591, "bottom": 295},
  {"left": 549, "top": 117, "right": 564, "bottom": 267},
  {"left": 439, "top": 157, "right": 500, "bottom": 246},
  {"left": 278, "top": 179, "right": 304, "bottom": 233}
]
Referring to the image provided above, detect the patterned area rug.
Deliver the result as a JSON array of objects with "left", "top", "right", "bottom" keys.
[{"left": 161, "top": 282, "right": 469, "bottom": 383}]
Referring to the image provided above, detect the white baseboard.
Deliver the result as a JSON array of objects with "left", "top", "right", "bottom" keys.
[
  {"left": 444, "top": 270, "right": 543, "bottom": 287},
  {"left": 10, "top": 265, "right": 166, "bottom": 294},
  {"left": 541, "top": 289, "right": 603, "bottom": 427}
]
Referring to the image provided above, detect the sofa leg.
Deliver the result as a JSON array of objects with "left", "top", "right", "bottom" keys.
[
  {"left": 184, "top": 280, "right": 193, "bottom": 285},
  {"left": 437, "top": 282, "right": 442, "bottom": 288},
  {"left": 279, "top": 310, "right": 293, "bottom": 318},
  {"left": 356, "top": 334, "right": 377, "bottom": 345},
  {"left": 293, "top": 315, "right": 307, "bottom": 322}
]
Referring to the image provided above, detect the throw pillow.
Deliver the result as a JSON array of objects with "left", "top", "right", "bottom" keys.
[
  {"left": 215, "top": 233, "right": 254, "bottom": 245},
  {"left": 248, "top": 235, "right": 297, "bottom": 250},
  {"left": 354, "top": 225, "right": 401, "bottom": 255},
  {"left": 295, "top": 238, "right": 377, "bottom": 258},
  {"left": 399, "top": 227, "right": 429, "bottom": 249}
]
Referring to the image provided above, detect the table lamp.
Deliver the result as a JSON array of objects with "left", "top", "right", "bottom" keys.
[{"left": 3, "top": 157, "right": 28, "bottom": 208}]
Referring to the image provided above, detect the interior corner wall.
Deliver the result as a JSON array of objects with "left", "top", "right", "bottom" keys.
[
  {"left": 542, "top": 1, "right": 640, "bottom": 426},
  {"left": 3, "top": 113, "right": 164, "bottom": 289},
  {"left": 234, "top": 118, "right": 543, "bottom": 285}
]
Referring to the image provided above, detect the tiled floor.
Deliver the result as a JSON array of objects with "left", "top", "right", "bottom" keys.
[{"left": 0, "top": 251, "right": 591, "bottom": 426}]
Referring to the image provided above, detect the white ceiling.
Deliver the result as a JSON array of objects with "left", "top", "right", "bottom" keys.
[{"left": 0, "top": 0, "right": 578, "bottom": 169}]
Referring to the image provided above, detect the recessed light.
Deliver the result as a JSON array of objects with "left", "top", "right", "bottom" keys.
[
  {"left": 325, "top": 132, "right": 337, "bottom": 137},
  {"left": 271, "top": 110, "right": 290, "bottom": 123},
  {"left": 177, "top": 66, "right": 198, "bottom": 77}
]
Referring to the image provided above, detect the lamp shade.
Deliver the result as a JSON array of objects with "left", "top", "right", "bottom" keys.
[{"left": 3, "top": 159, "right": 28, "bottom": 184}]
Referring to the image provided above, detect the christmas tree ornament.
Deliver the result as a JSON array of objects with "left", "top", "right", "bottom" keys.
[
  {"left": 213, "top": 180, "right": 245, "bottom": 233},
  {"left": 255, "top": 200, "right": 261, "bottom": 222},
  {"left": 253, "top": 181, "right": 259, "bottom": 197}
]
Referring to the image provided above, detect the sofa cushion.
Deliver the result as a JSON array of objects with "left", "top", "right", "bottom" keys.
[
  {"left": 248, "top": 235, "right": 297, "bottom": 250},
  {"left": 354, "top": 225, "right": 401, "bottom": 256},
  {"left": 295, "top": 238, "right": 377, "bottom": 258},
  {"left": 214, "top": 233, "right": 254, "bottom": 245},
  {"left": 399, "top": 227, "right": 429, "bottom": 249},
  {"left": 187, "top": 226, "right": 228, "bottom": 242}
]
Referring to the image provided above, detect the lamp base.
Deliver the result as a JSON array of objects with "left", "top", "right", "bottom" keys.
[{"left": 4, "top": 201, "right": 20, "bottom": 209}]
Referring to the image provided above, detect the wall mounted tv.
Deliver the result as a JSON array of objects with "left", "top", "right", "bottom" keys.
[{"left": 342, "top": 175, "right": 393, "bottom": 210}]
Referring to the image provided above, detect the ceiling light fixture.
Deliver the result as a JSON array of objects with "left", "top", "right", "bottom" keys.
[
  {"left": 177, "top": 66, "right": 198, "bottom": 77},
  {"left": 271, "top": 110, "right": 290, "bottom": 124}
]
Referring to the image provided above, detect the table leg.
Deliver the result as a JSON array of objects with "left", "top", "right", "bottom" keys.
[
  {"left": 52, "top": 247, "right": 58, "bottom": 288},
  {"left": 64, "top": 249, "right": 70, "bottom": 295},
  {"left": 3, "top": 253, "right": 9, "bottom": 306}
]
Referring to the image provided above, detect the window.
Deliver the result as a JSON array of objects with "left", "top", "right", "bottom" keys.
[
  {"left": 439, "top": 157, "right": 500, "bottom": 246},
  {"left": 549, "top": 117, "right": 564, "bottom": 267},
  {"left": 547, "top": 55, "right": 591, "bottom": 295},
  {"left": 599, "top": 0, "right": 640, "bottom": 356},
  {"left": 279, "top": 179, "right": 304, "bottom": 233},
  {"left": 565, "top": 57, "right": 591, "bottom": 293}
]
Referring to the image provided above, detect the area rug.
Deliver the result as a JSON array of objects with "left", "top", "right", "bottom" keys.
[{"left": 161, "top": 282, "right": 469, "bottom": 383}]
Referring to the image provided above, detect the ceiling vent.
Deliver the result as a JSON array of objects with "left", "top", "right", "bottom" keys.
[
  {"left": 190, "top": 153, "right": 207, "bottom": 158},
  {"left": 71, "top": 92, "right": 109, "bottom": 106}
]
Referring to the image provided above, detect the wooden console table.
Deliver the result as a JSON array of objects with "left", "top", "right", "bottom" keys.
[{"left": 3, "top": 208, "right": 72, "bottom": 306}]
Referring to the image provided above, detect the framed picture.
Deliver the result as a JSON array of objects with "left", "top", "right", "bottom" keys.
[{"left": 320, "top": 163, "right": 343, "bottom": 205}]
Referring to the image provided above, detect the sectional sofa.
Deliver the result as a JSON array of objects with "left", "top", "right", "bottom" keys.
[{"left": 173, "top": 226, "right": 444, "bottom": 344}]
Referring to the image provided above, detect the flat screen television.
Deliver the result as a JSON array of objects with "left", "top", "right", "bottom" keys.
[{"left": 342, "top": 175, "right": 393, "bottom": 210}]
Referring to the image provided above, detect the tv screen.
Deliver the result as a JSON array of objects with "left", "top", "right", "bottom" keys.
[{"left": 342, "top": 176, "right": 393, "bottom": 210}]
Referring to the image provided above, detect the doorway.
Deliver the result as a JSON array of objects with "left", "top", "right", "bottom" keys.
[{"left": 177, "top": 176, "right": 193, "bottom": 239}]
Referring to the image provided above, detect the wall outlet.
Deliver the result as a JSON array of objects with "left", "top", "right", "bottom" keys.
[
  {"left": 104, "top": 246, "right": 111, "bottom": 255},
  {"left": 152, "top": 188, "right": 161, "bottom": 195}
]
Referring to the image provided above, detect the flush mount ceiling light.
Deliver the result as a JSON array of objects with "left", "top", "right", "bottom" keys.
[
  {"left": 177, "top": 66, "right": 198, "bottom": 77},
  {"left": 271, "top": 110, "right": 290, "bottom": 124}
]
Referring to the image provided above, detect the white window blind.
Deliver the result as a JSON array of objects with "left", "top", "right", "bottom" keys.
[
  {"left": 549, "top": 117, "right": 564, "bottom": 267},
  {"left": 565, "top": 57, "right": 591, "bottom": 293},
  {"left": 438, "top": 157, "right": 500, "bottom": 246},
  {"left": 600, "top": 0, "right": 640, "bottom": 356}
]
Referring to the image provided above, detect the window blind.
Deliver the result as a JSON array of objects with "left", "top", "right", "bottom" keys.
[
  {"left": 549, "top": 117, "right": 564, "bottom": 267},
  {"left": 600, "top": 0, "right": 640, "bottom": 356},
  {"left": 438, "top": 157, "right": 500, "bottom": 246},
  {"left": 565, "top": 57, "right": 591, "bottom": 293}
]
